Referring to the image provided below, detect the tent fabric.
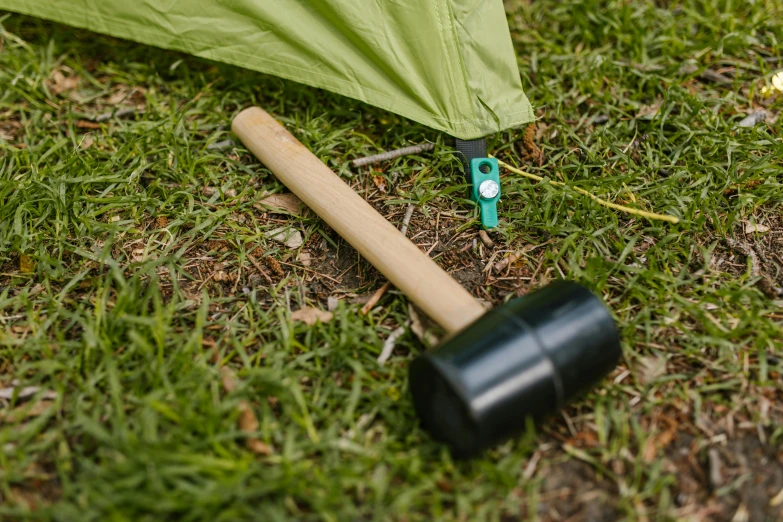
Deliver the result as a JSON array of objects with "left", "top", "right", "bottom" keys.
[{"left": 1, "top": 0, "right": 534, "bottom": 139}]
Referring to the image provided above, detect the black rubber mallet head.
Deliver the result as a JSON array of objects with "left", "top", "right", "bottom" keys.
[
  {"left": 409, "top": 279, "right": 620, "bottom": 457},
  {"left": 233, "top": 107, "right": 622, "bottom": 457}
]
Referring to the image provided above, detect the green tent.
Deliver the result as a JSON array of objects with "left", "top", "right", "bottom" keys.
[{"left": 1, "top": 0, "right": 533, "bottom": 139}]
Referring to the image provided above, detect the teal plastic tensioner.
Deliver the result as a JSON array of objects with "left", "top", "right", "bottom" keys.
[{"left": 469, "top": 157, "right": 501, "bottom": 229}]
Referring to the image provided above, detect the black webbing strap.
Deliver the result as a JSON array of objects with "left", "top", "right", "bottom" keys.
[{"left": 454, "top": 138, "right": 487, "bottom": 184}]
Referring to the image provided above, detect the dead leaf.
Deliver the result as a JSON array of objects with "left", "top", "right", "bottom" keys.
[
  {"left": 723, "top": 179, "right": 762, "bottom": 196},
  {"left": 298, "top": 251, "right": 312, "bottom": 267},
  {"left": 493, "top": 251, "right": 525, "bottom": 273},
  {"left": 237, "top": 402, "right": 258, "bottom": 434},
  {"left": 656, "top": 418, "right": 678, "bottom": 449},
  {"left": 436, "top": 479, "right": 454, "bottom": 493},
  {"left": 76, "top": 120, "right": 101, "bottom": 129},
  {"left": 634, "top": 355, "right": 667, "bottom": 386},
  {"left": 23, "top": 400, "right": 54, "bottom": 418},
  {"left": 520, "top": 123, "right": 544, "bottom": 166},
  {"left": 49, "top": 70, "right": 79, "bottom": 95},
  {"left": 202, "top": 186, "right": 237, "bottom": 198},
  {"left": 8, "top": 487, "right": 38, "bottom": 510},
  {"left": 534, "top": 122, "right": 549, "bottom": 141},
  {"left": 238, "top": 403, "right": 273, "bottom": 455},
  {"left": 213, "top": 270, "right": 233, "bottom": 282},
  {"left": 642, "top": 417, "right": 678, "bottom": 463},
  {"left": 372, "top": 174, "right": 387, "bottom": 193},
  {"left": 266, "top": 227, "right": 303, "bottom": 249},
  {"left": 263, "top": 256, "right": 284, "bottom": 276},
  {"left": 107, "top": 86, "right": 134, "bottom": 105},
  {"left": 255, "top": 193, "right": 303, "bottom": 214},
  {"left": 0, "top": 400, "right": 54, "bottom": 423},
  {"left": 205, "top": 240, "right": 229, "bottom": 253},
  {"left": 220, "top": 366, "right": 238, "bottom": 393},
  {"left": 291, "top": 306, "right": 333, "bottom": 326},
  {"left": 220, "top": 367, "right": 273, "bottom": 456},
  {"left": 80, "top": 135, "right": 94, "bottom": 149},
  {"left": 19, "top": 254, "right": 34, "bottom": 273},
  {"left": 156, "top": 216, "right": 169, "bottom": 228},
  {"left": 744, "top": 222, "right": 770, "bottom": 234},
  {"left": 246, "top": 437, "right": 273, "bottom": 455},
  {"left": 11, "top": 325, "right": 30, "bottom": 335},
  {"left": 636, "top": 99, "right": 663, "bottom": 119}
]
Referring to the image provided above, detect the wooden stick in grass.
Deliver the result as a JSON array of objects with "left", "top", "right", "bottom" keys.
[
  {"left": 494, "top": 158, "right": 680, "bottom": 224},
  {"left": 352, "top": 143, "right": 434, "bottom": 168}
]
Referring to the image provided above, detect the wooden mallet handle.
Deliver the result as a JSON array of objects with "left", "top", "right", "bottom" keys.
[{"left": 232, "top": 107, "right": 485, "bottom": 333}]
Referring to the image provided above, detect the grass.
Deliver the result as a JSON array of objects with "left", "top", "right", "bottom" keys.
[{"left": 1, "top": 0, "right": 783, "bottom": 520}]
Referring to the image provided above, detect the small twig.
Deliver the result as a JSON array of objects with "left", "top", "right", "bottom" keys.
[
  {"left": 197, "top": 270, "right": 219, "bottom": 291},
  {"left": 679, "top": 64, "right": 732, "bottom": 85},
  {"left": 399, "top": 203, "right": 415, "bottom": 236},
  {"left": 277, "top": 260, "right": 341, "bottom": 283},
  {"left": 95, "top": 107, "right": 137, "bottom": 123},
  {"left": 495, "top": 158, "right": 680, "bottom": 224},
  {"left": 377, "top": 325, "right": 407, "bottom": 365},
  {"left": 522, "top": 451, "right": 543, "bottom": 480},
  {"left": 424, "top": 240, "right": 439, "bottom": 256},
  {"left": 352, "top": 143, "right": 434, "bottom": 168},
  {"left": 478, "top": 229, "right": 494, "bottom": 248},
  {"left": 361, "top": 282, "right": 391, "bottom": 315},
  {"left": 232, "top": 263, "right": 243, "bottom": 294},
  {"left": 527, "top": 256, "right": 547, "bottom": 287},
  {"left": 708, "top": 448, "right": 723, "bottom": 490}
]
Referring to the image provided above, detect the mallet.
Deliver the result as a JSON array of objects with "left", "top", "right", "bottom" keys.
[{"left": 233, "top": 107, "right": 621, "bottom": 457}]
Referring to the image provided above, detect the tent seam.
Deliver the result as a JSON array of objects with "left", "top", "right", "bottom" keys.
[
  {"left": 442, "top": 0, "right": 479, "bottom": 127},
  {"left": 431, "top": 0, "right": 464, "bottom": 126}
]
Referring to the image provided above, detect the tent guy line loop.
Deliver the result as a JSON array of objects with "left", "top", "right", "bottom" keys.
[{"left": 492, "top": 157, "right": 680, "bottom": 224}]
